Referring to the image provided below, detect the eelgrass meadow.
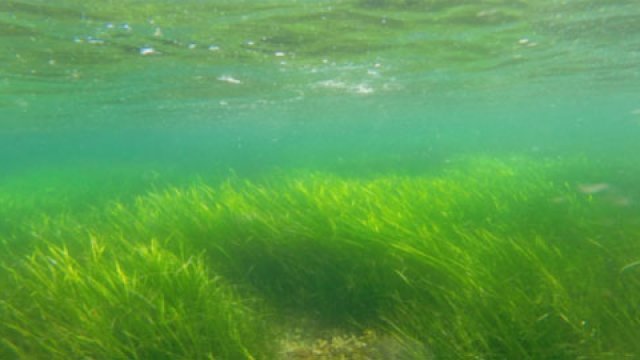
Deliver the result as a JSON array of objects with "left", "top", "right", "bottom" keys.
[
  {"left": 2, "top": 0, "right": 640, "bottom": 359},
  {"left": 2, "top": 155, "right": 640, "bottom": 359}
]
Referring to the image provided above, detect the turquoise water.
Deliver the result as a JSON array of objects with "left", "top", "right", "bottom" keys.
[
  {"left": 2, "top": 1, "right": 640, "bottom": 358},
  {"left": 2, "top": 0, "right": 639, "bottom": 171}
]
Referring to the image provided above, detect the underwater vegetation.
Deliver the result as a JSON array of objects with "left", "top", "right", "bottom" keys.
[
  {"left": 1, "top": 155, "right": 640, "bottom": 359},
  {"left": 0, "top": 238, "right": 272, "bottom": 360}
]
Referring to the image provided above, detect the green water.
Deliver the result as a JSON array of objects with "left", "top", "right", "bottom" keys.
[{"left": 1, "top": 1, "right": 640, "bottom": 359}]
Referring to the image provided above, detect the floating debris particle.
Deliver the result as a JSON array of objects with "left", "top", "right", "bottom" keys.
[
  {"left": 577, "top": 183, "right": 610, "bottom": 194},
  {"left": 139, "top": 47, "right": 157, "bottom": 56},
  {"left": 218, "top": 75, "right": 241, "bottom": 84}
]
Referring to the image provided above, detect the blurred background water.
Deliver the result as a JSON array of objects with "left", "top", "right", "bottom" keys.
[{"left": 1, "top": 0, "right": 639, "bottom": 180}]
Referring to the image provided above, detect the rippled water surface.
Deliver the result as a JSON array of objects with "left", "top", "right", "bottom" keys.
[{"left": 2, "top": 1, "right": 639, "bottom": 133}]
